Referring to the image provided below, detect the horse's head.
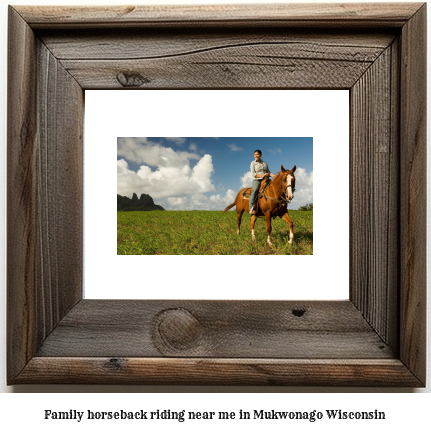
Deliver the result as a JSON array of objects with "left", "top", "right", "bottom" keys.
[{"left": 280, "top": 165, "right": 296, "bottom": 201}]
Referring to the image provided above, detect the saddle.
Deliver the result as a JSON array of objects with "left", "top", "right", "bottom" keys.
[{"left": 242, "top": 178, "right": 271, "bottom": 200}]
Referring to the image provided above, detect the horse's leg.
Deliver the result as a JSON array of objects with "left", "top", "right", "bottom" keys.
[
  {"left": 265, "top": 211, "right": 272, "bottom": 246},
  {"left": 237, "top": 209, "right": 244, "bottom": 235},
  {"left": 282, "top": 212, "right": 294, "bottom": 244},
  {"left": 250, "top": 215, "right": 257, "bottom": 241}
]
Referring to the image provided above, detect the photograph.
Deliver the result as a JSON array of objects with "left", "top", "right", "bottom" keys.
[{"left": 117, "top": 137, "right": 313, "bottom": 255}]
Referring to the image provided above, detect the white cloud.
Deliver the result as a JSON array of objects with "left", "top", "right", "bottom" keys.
[
  {"left": 118, "top": 138, "right": 228, "bottom": 209},
  {"left": 227, "top": 143, "right": 244, "bottom": 152},
  {"left": 295, "top": 167, "right": 313, "bottom": 187},
  {"left": 117, "top": 149, "right": 216, "bottom": 201},
  {"left": 268, "top": 147, "right": 282, "bottom": 154},
  {"left": 117, "top": 137, "right": 199, "bottom": 167},
  {"left": 291, "top": 167, "right": 313, "bottom": 208},
  {"left": 240, "top": 171, "right": 253, "bottom": 188},
  {"left": 166, "top": 196, "right": 188, "bottom": 207},
  {"left": 209, "top": 189, "right": 236, "bottom": 204},
  {"left": 160, "top": 190, "right": 237, "bottom": 210},
  {"left": 189, "top": 142, "right": 197, "bottom": 151},
  {"left": 117, "top": 159, "right": 151, "bottom": 198}
]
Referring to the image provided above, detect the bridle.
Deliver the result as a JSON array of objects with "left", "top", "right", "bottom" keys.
[{"left": 264, "top": 173, "right": 295, "bottom": 206}]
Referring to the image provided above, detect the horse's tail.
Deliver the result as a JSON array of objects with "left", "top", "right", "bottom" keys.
[{"left": 223, "top": 202, "right": 236, "bottom": 213}]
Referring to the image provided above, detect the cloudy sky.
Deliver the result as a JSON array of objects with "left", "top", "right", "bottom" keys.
[{"left": 117, "top": 137, "right": 313, "bottom": 210}]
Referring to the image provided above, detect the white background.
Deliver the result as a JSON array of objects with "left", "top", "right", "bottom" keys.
[
  {"left": 85, "top": 90, "right": 349, "bottom": 300},
  {"left": 0, "top": 0, "right": 430, "bottom": 425}
]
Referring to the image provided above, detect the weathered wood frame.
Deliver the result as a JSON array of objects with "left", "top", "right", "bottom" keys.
[{"left": 7, "top": 3, "right": 426, "bottom": 386}]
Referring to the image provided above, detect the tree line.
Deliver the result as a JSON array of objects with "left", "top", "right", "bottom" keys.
[{"left": 298, "top": 203, "right": 313, "bottom": 211}]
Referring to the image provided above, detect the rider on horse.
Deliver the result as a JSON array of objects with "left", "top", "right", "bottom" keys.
[{"left": 249, "top": 149, "right": 276, "bottom": 214}]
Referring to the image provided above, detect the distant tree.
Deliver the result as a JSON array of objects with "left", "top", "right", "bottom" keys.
[{"left": 298, "top": 203, "right": 313, "bottom": 211}]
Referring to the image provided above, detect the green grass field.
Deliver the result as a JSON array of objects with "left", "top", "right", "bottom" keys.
[{"left": 117, "top": 210, "right": 313, "bottom": 255}]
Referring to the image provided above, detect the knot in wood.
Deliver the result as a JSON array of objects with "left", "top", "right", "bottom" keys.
[
  {"left": 116, "top": 71, "right": 150, "bottom": 87},
  {"left": 292, "top": 308, "right": 306, "bottom": 317},
  {"left": 155, "top": 308, "right": 203, "bottom": 351},
  {"left": 108, "top": 358, "right": 123, "bottom": 369}
]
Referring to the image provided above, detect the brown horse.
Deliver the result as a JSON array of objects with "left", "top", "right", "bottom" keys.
[{"left": 223, "top": 165, "right": 296, "bottom": 246}]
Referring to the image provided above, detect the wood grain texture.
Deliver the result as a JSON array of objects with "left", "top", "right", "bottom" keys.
[
  {"left": 7, "top": 6, "right": 83, "bottom": 383},
  {"left": 36, "top": 300, "right": 393, "bottom": 359},
  {"left": 55, "top": 33, "right": 394, "bottom": 89},
  {"left": 42, "top": 30, "right": 395, "bottom": 89},
  {"left": 399, "top": 3, "right": 427, "bottom": 385},
  {"left": 15, "top": 3, "right": 423, "bottom": 29},
  {"left": 35, "top": 40, "right": 84, "bottom": 336},
  {"left": 7, "top": 3, "right": 427, "bottom": 386},
  {"left": 15, "top": 358, "right": 423, "bottom": 386},
  {"left": 41, "top": 30, "right": 395, "bottom": 60},
  {"left": 350, "top": 43, "right": 399, "bottom": 348},
  {"left": 59, "top": 55, "right": 373, "bottom": 90},
  {"left": 7, "top": 6, "right": 38, "bottom": 381}
]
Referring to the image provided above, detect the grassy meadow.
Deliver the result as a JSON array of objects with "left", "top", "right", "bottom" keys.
[{"left": 117, "top": 210, "right": 313, "bottom": 255}]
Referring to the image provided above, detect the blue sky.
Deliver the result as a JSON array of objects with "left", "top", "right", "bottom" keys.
[{"left": 117, "top": 137, "right": 313, "bottom": 210}]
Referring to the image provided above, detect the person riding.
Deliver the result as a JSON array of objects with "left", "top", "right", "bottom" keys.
[{"left": 249, "top": 149, "right": 275, "bottom": 214}]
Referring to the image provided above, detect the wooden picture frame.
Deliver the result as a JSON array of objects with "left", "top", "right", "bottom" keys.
[{"left": 7, "top": 3, "right": 426, "bottom": 386}]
